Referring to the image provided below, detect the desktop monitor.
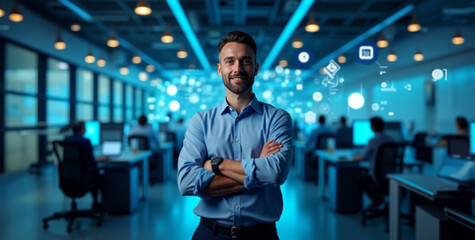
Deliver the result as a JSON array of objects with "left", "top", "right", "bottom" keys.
[
  {"left": 446, "top": 135, "right": 470, "bottom": 159},
  {"left": 471, "top": 121, "right": 475, "bottom": 156},
  {"left": 384, "top": 121, "right": 403, "bottom": 142},
  {"left": 100, "top": 123, "right": 124, "bottom": 143},
  {"left": 84, "top": 121, "right": 100, "bottom": 146},
  {"left": 353, "top": 120, "right": 374, "bottom": 146}
]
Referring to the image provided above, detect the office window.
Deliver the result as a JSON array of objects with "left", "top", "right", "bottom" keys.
[
  {"left": 126, "top": 85, "right": 133, "bottom": 108},
  {"left": 5, "top": 43, "right": 38, "bottom": 94},
  {"left": 126, "top": 108, "right": 133, "bottom": 122},
  {"left": 113, "top": 81, "right": 123, "bottom": 106},
  {"left": 47, "top": 58, "right": 69, "bottom": 98},
  {"left": 5, "top": 132, "right": 38, "bottom": 172},
  {"left": 114, "top": 107, "right": 123, "bottom": 122},
  {"left": 99, "top": 106, "right": 110, "bottom": 122},
  {"left": 77, "top": 68, "right": 93, "bottom": 102},
  {"left": 135, "top": 88, "right": 143, "bottom": 117},
  {"left": 77, "top": 103, "right": 94, "bottom": 121},
  {"left": 47, "top": 100, "right": 69, "bottom": 125},
  {"left": 5, "top": 94, "right": 37, "bottom": 127},
  {"left": 98, "top": 75, "right": 110, "bottom": 104}
]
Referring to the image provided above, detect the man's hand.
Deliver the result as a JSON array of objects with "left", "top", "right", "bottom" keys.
[
  {"left": 259, "top": 139, "right": 283, "bottom": 158},
  {"left": 203, "top": 159, "right": 212, "bottom": 171}
]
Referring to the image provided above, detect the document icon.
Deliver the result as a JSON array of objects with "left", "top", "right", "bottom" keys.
[{"left": 359, "top": 46, "right": 373, "bottom": 60}]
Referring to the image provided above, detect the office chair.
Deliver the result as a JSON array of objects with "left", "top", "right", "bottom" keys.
[
  {"left": 42, "top": 141, "right": 102, "bottom": 233},
  {"left": 128, "top": 136, "right": 163, "bottom": 182},
  {"left": 308, "top": 133, "right": 336, "bottom": 182},
  {"left": 361, "top": 142, "right": 406, "bottom": 231},
  {"left": 413, "top": 132, "right": 433, "bottom": 163}
]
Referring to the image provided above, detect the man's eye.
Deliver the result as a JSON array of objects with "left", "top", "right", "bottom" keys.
[
  {"left": 225, "top": 60, "right": 233, "bottom": 64},
  {"left": 243, "top": 60, "right": 252, "bottom": 64}
]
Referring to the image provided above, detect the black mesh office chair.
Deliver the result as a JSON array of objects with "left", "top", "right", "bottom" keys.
[
  {"left": 413, "top": 132, "right": 433, "bottom": 163},
  {"left": 128, "top": 136, "right": 163, "bottom": 182},
  {"left": 361, "top": 142, "right": 405, "bottom": 231},
  {"left": 42, "top": 141, "right": 102, "bottom": 233}
]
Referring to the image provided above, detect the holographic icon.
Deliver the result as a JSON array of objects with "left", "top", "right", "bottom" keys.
[
  {"left": 313, "top": 91, "right": 323, "bottom": 102},
  {"left": 305, "top": 111, "right": 316, "bottom": 124},
  {"left": 325, "top": 60, "right": 341, "bottom": 79},
  {"left": 296, "top": 84, "right": 303, "bottom": 90},
  {"left": 319, "top": 102, "right": 331, "bottom": 114},
  {"left": 388, "top": 112, "right": 395, "bottom": 116},
  {"left": 372, "top": 103, "right": 380, "bottom": 111},
  {"left": 322, "top": 76, "right": 340, "bottom": 94},
  {"left": 359, "top": 46, "right": 374, "bottom": 60},
  {"left": 381, "top": 81, "right": 396, "bottom": 92},
  {"left": 404, "top": 84, "right": 412, "bottom": 91},
  {"left": 348, "top": 92, "right": 365, "bottom": 110},
  {"left": 298, "top": 52, "right": 310, "bottom": 63},
  {"left": 432, "top": 68, "right": 447, "bottom": 82}
]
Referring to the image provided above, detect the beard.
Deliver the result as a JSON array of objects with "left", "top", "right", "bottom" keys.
[{"left": 223, "top": 73, "right": 254, "bottom": 95}]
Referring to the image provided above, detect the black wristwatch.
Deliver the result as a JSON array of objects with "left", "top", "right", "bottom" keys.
[{"left": 211, "top": 156, "right": 224, "bottom": 175}]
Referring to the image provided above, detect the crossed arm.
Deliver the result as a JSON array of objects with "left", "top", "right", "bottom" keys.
[{"left": 202, "top": 139, "right": 283, "bottom": 197}]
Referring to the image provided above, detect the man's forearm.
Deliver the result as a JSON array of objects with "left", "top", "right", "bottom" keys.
[
  {"left": 202, "top": 174, "right": 244, "bottom": 197},
  {"left": 219, "top": 159, "right": 247, "bottom": 184}
]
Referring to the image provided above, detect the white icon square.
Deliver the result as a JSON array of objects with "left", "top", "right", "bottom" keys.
[{"left": 359, "top": 46, "right": 373, "bottom": 60}]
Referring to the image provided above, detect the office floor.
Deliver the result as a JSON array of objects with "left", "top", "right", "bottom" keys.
[{"left": 0, "top": 167, "right": 415, "bottom": 240}]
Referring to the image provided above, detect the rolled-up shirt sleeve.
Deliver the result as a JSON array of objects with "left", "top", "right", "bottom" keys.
[
  {"left": 241, "top": 110, "right": 293, "bottom": 189},
  {"left": 177, "top": 113, "right": 215, "bottom": 198}
]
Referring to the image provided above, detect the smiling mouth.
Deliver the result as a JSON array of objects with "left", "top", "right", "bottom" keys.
[{"left": 231, "top": 76, "right": 248, "bottom": 82}]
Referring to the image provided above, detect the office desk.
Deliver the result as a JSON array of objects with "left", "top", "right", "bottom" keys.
[
  {"left": 160, "top": 142, "right": 174, "bottom": 180},
  {"left": 99, "top": 150, "right": 152, "bottom": 200},
  {"left": 444, "top": 207, "right": 475, "bottom": 231},
  {"left": 388, "top": 174, "right": 461, "bottom": 240},
  {"left": 315, "top": 149, "right": 360, "bottom": 199}
]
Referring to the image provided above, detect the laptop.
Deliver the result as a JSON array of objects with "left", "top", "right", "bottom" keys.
[{"left": 101, "top": 141, "right": 123, "bottom": 157}]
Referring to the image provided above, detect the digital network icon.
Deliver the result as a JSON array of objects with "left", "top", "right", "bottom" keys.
[
  {"left": 325, "top": 60, "right": 341, "bottom": 79},
  {"left": 432, "top": 68, "right": 447, "bottom": 82},
  {"left": 354, "top": 40, "right": 378, "bottom": 65}
]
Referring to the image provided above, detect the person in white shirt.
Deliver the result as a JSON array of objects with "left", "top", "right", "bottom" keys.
[{"left": 128, "top": 115, "right": 160, "bottom": 153}]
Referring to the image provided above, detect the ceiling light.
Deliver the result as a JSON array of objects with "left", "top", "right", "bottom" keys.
[
  {"left": 377, "top": 33, "right": 388, "bottom": 48},
  {"left": 387, "top": 50, "right": 397, "bottom": 62},
  {"left": 279, "top": 59, "right": 288, "bottom": 67},
  {"left": 407, "top": 15, "right": 421, "bottom": 32},
  {"left": 139, "top": 72, "right": 148, "bottom": 81},
  {"left": 120, "top": 66, "right": 129, "bottom": 75},
  {"left": 135, "top": 0, "right": 152, "bottom": 16},
  {"left": 107, "top": 34, "right": 119, "bottom": 48},
  {"left": 97, "top": 57, "right": 106, "bottom": 67},
  {"left": 161, "top": 31, "right": 174, "bottom": 43},
  {"left": 292, "top": 36, "right": 303, "bottom": 48},
  {"left": 177, "top": 48, "right": 188, "bottom": 58},
  {"left": 413, "top": 50, "right": 423, "bottom": 61},
  {"left": 337, "top": 55, "right": 346, "bottom": 64},
  {"left": 0, "top": 7, "right": 5, "bottom": 17},
  {"left": 54, "top": 32, "right": 66, "bottom": 50},
  {"left": 9, "top": 3, "right": 23, "bottom": 22},
  {"left": 132, "top": 55, "right": 142, "bottom": 64},
  {"left": 452, "top": 29, "right": 464, "bottom": 45},
  {"left": 305, "top": 17, "right": 319, "bottom": 32},
  {"left": 146, "top": 64, "right": 155, "bottom": 72},
  {"left": 85, "top": 51, "right": 95, "bottom": 63},
  {"left": 70, "top": 23, "right": 81, "bottom": 32}
]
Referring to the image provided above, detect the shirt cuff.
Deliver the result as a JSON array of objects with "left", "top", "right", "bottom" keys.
[
  {"left": 241, "top": 158, "right": 263, "bottom": 189},
  {"left": 193, "top": 168, "right": 216, "bottom": 199}
]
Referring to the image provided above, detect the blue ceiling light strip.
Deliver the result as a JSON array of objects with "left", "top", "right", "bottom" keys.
[
  {"left": 58, "top": 0, "right": 93, "bottom": 22},
  {"left": 303, "top": 3, "right": 414, "bottom": 79},
  {"left": 167, "top": 0, "right": 211, "bottom": 70},
  {"left": 261, "top": 0, "right": 315, "bottom": 70}
]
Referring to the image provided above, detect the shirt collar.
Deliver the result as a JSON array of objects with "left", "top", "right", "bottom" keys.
[{"left": 219, "top": 94, "right": 262, "bottom": 115}]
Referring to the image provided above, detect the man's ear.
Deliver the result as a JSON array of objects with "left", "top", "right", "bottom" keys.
[
  {"left": 254, "top": 62, "right": 259, "bottom": 76},
  {"left": 217, "top": 63, "right": 222, "bottom": 76}
]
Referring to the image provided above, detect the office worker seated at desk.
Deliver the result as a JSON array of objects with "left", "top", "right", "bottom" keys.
[
  {"left": 128, "top": 114, "right": 160, "bottom": 153},
  {"left": 335, "top": 116, "right": 353, "bottom": 148},
  {"left": 307, "top": 115, "right": 335, "bottom": 150},
  {"left": 353, "top": 117, "right": 394, "bottom": 206},
  {"left": 65, "top": 121, "right": 108, "bottom": 211}
]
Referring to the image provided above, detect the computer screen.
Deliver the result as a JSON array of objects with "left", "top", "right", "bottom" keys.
[
  {"left": 100, "top": 123, "right": 124, "bottom": 143},
  {"left": 101, "top": 141, "right": 122, "bottom": 156},
  {"left": 84, "top": 121, "right": 100, "bottom": 146},
  {"left": 353, "top": 120, "right": 374, "bottom": 146},
  {"left": 471, "top": 121, "right": 475, "bottom": 156},
  {"left": 446, "top": 135, "right": 470, "bottom": 159},
  {"left": 384, "top": 121, "right": 403, "bottom": 142}
]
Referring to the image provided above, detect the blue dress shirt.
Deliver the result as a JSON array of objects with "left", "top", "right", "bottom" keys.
[{"left": 177, "top": 96, "right": 293, "bottom": 227}]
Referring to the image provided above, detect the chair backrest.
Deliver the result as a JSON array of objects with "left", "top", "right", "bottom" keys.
[
  {"left": 336, "top": 127, "right": 353, "bottom": 148},
  {"left": 444, "top": 135, "right": 470, "bottom": 159},
  {"left": 316, "top": 133, "right": 336, "bottom": 150},
  {"left": 413, "top": 132, "right": 432, "bottom": 163},
  {"left": 128, "top": 135, "right": 150, "bottom": 150},
  {"left": 52, "top": 140, "right": 93, "bottom": 198},
  {"left": 373, "top": 143, "right": 406, "bottom": 184}
]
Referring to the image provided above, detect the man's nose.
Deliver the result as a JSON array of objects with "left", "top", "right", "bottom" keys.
[{"left": 232, "top": 61, "right": 242, "bottom": 73}]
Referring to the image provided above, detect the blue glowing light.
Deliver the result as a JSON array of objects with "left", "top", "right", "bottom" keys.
[
  {"left": 59, "top": 0, "right": 93, "bottom": 22},
  {"left": 261, "top": 0, "right": 315, "bottom": 70},
  {"left": 166, "top": 0, "right": 211, "bottom": 70}
]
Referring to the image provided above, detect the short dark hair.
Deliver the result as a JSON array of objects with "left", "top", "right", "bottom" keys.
[
  {"left": 318, "top": 115, "right": 325, "bottom": 124},
  {"left": 340, "top": 117, "right": 346, "bottom": 125},
  {"left": 456, "top": 116, "right": 468, "bottom": 130},
  {"left": 138, "top": 115, "right": 147, "bottom": 126},
  {"left": 71, "top": 121, "right": 85, "bottom": 134},
  {"left": 370, "top": 117, "right": 384, "bottom": 132},
  {"left": 218, "top": 31, "right": 257, "bottom": 58}
]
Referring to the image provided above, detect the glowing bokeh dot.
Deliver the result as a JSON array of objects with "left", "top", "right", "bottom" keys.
[{"left": 348, "top": 92, "right": 365, "bottom": 110}]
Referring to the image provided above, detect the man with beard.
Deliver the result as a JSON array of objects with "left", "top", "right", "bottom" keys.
[{"left": 178, "top": 31, "right": 293, "bottom": 240}]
